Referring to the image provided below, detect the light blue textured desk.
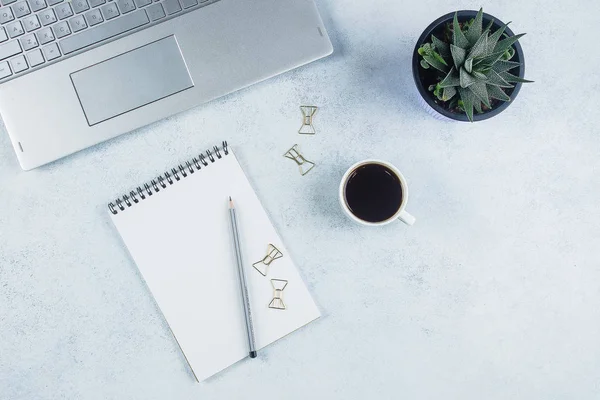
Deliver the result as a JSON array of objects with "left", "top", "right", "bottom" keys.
[{"left": 1, "top": 0, "right": 599, "bottom": 398}]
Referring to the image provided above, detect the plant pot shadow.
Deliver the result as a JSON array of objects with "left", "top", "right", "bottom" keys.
[{"left": 355, "top": 42, "right": 425, "bottom": 116}]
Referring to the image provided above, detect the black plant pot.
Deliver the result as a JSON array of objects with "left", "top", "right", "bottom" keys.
[{"left": 412, "top": 10, "right": 526, "bottom": 122}]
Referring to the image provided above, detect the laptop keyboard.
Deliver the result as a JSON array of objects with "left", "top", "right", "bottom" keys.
[{"left": 0, "top": 0, "right": 219, "bottom": 83}]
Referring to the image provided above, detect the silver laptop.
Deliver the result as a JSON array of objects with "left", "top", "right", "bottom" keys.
[{"left": 0, "top": 0, "right": 332, "bottom": 170}]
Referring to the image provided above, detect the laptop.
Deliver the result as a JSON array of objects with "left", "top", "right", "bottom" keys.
[{"left": 0, "top": 0, "right": 332, "bottom": 170}]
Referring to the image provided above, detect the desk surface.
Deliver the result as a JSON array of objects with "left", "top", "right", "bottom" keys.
[{"left": 2, "top": 1, "right": 599, "bottom": 399}]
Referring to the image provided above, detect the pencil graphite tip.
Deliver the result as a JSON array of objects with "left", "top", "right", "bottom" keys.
[{"left": 229, "top": 196, "right": 233, "bottom": 208}]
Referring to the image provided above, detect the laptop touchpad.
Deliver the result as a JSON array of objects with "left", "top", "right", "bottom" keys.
[{"left": 71, "top": 36, "right": 193, "bottom": 126}]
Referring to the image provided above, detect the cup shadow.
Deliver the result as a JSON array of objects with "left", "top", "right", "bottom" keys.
[{"left": 309, "top": 165, "right": 351, "bottom": 230}]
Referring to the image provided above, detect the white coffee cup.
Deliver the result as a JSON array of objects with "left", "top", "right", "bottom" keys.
[{"left": 339, "top": 160, "right": 416, "bottom": 226}]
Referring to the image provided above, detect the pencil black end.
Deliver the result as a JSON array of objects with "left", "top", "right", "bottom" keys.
[{"left": 249, "top": 351, "right": 257, "bottom": 359}]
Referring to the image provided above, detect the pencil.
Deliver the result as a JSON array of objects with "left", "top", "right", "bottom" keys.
[{"left": 228, "top": 196, "right": 257, "bottom": 358}]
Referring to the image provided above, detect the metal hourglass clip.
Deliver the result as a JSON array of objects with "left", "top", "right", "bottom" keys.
[
  {"left": 299, "top": 106, "right": 318, "bottom": 135},
  {"left": 268, "top": 279, "right": 288, "bottom": 310},
  {"left": 252, "top": 244, "right": 283, "bottom": 276},
  {"left": 284, "top": 144, "right": 315, "bottom": 176}
]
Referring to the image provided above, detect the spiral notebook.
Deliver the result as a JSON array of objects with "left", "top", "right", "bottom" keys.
[{"left": 107, "top": 142, "right": 320, "bottom": 382}]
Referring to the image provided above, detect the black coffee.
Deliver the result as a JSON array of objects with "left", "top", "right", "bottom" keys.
[{"left": 344, "top": 163, "right": 403, "bottom": 223}]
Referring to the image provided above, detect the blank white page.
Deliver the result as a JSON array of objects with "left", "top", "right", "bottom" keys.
[{"left": 109, "top": 147, "right": 320, "bottom": 382}]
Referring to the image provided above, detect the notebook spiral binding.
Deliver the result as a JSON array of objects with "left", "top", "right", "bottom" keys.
[{"left": 108, "top": 141, "right": 229, "bottom": 215}]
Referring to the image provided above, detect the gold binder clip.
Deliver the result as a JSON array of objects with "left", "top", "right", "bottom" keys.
[
  {"left": 299, "top": 106, "right": 318, "bottom": 135},
  {"left": 252, "top": 244, "right": 283, "bottom": 276},
  {"left": 268, "top": 279, "right": 288, "bottom": 310},
  {"left": 284, "top": 144, "right": 315, "bottom": 176}
]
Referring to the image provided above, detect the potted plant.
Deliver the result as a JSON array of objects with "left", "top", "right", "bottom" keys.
[{"left": 412, "top": 8, "right": 532, "bottom": 122}]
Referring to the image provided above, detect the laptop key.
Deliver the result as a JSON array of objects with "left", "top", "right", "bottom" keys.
[
  {"left": 0, "top": 38, "right": 21, "bottom": 60},
  {"left": 53, "top": 20, "right": 70, "bottom": 37},
  {"left": 0, "top": 27, "right": 7, "bottom": 42},
  {"left": 36, "top": 26, "right": 54, "bottom": 43},
  {"left": 84, "top": 8, "right": 102, "bottom": 26},
  {"left": 42, "top": 41, "right": 59, "bottom": 59},
  {"left": 7, "top": 20, "right": 24, "bottom": 37},
  {"left": 9, "top": 53, "right": 27, "bottom": 72},
  {"left": 54, "top": 3, "right": 73, "bottom": 19},
  {"left": 0, "top": 60, "right": 11, "bottom": 78},
  {"left": 12, "top": 1, "right": 31, "bottom": 17},
  {"left": 180, "top": 0, "right": 196, "bottom": 9},
  {"left": 38, "top": 8, "right": 57, "bottom": 25},
  {"left": 116, "top": 0, "right": 135, "bottom": 14},
  {"left": 145, "top": 3, "right": 163, "bottom": 20},
  {"left": 1, "top": 0, "right": 17, "bottom": 5},
  {"left": 69, "top": 14, "right": 86, "bottom": 32},
  {"left": 100, "top": 2, "right": 119, "bottom": 19},
  {"left": 29, "top": 0, "right": 47, "bottom": 12},
  {"left": 26, "top": 47, "right": 44, "bottom": 66},
  {"left": 46, "top": 0, "right": 62, "bottom": 5},
  {"left": 0, "top": 7, "right": 15, "bottom": 24},
  {"left": 133, "top": 0, "right": 150, "bottom": 7},
  {"left": 20, "top": 32, "right": 38, "bottom": 49},
  {"left": 22, "top": 14, "right": 40, "bottom": 31},
  {"left": 89, "top": 0, "right": 105, "bottom": 7},
  {"left": 59, "top": 9, "right": 148, "bottom": 54},
  {"left": 162, "top": 0, "right": 180, "bottom": 14},
  {"left": 71, "top": 0, "right": 89, "bottom": 13}
]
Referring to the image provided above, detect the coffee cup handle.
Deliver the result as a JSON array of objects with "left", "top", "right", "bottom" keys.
[{"left": 398, "top": 210, "right": 416, "bottom": 226}]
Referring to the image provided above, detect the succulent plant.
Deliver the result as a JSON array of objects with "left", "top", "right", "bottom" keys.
[{"left": 418, "top": 9, "right": 532, "bottom": 121}]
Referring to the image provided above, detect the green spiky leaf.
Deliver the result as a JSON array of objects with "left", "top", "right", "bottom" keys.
[
  {"left": 486, "top": 23, "right": 509, "bottom": 54},
  {"left": 465, "top": 58, "right": 473, "bottom": 73},
  {"left": 420, "top": 59, "right": 430, "bottom": 69},
  {"left": 486, "top": 70, "right": 514, "bottom": 87},
  {"left": 472, "top": 71, "right": 487, "bottom": 80},
  {"left": 451, "top": 44, "right": 467, "bottom": 69},
  {"left": 438, "top": 67, "right": 460, "bottom": 88},
  {"left": 492, "top": 60, "right": 521, "bottom": 73},
  {"left": 468, "top": 81, "right": 491, "bottom": 108},
  {"left": 502, "top": 47, "right": 515, "bottom": 61},
  {"left": 473, "top": 100, "right": 483, "bottom": 113},
  {"left": 465, "top": 8, "right": 483, "bottom": 45},
  {"left": 499, "top": 71, "right": 535, "bottom": 83},
  {"left": 453, "top": 12, "right": 470, "bottom": 48},
  {"left": 458, "top": 88, "right": 475, "bottom": 122},
  {"left": 484, "top": 18, "right": 495, "bottom": 34},
  {"left": 473, "top": 50, "right": 507, "bottom": 68},
  {"left": 422, "top": 53, "right": 448, "bottom": 73},
  {"left": 487, "top": 85, "right": 511, "bottom": 102},
  {"left": 433, "top": 83, "right": 444, "bottom": 100},
  {"left": 431, "top": 35, "right": 450, "bottom": 58},
  {"left": 442, "top": 86, "right": 457, "bottom": 101},
  {"left": 459, "top": 67, "right": 477, "bottom": 88},
  {"left": 418, "top": 43, "right": 433, "bottom": 57},
  {"left": 432, "top": 51, "right": 448, "bottom": 66},
  {"left": 494, "top": 33, "right": 526, "bottom": 54},
  {"left": 467, "top": 31, "right": 489, "bottom": 60}
]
